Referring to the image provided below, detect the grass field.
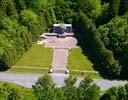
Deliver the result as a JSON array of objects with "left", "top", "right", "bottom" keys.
[
  {"left": 70, "top": 70, "right": 102, "bottom": 79},
  {"left": 5, "top": 67, "right": 48, "bottom": 74},
  {"left": 23, "top": 89, "right": 36, "bottom": 100},
  {"left": 68, "top": 48, "right": 94, "bottom": 71},
  {"left": 15, "top": 44, "right": 53, "bottom": 68}
]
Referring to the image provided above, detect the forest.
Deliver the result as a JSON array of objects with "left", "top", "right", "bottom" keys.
[{"left": 0, "top": 0, "right": 128, "bottom": 79}]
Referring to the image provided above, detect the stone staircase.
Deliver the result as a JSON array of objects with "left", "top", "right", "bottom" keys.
[
  {"left": 50, "top": 48, "right": 69, "bottom": 76},
  {"left": 44, "top": 33, "right": 77, "bottom": 77}
]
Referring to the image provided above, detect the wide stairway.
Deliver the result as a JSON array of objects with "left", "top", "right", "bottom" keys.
[
  {"left": 44, "top": 34, "right": 77, "bottom": 77},
  {"left": 51, "top": 48, "right": 69, "bottom": 75}
]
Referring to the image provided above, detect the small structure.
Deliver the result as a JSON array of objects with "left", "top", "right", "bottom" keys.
[
  {"left": 43, "top": 24, "right": 74, "bottom": 38},
  {"left": 53, "top": 24, "right": 73, "bottom": 37},
  {"left": 53, "top": 24, "right": 72, "bottom": 33}
]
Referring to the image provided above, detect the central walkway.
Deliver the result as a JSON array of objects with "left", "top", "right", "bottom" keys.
[
  {"left": 45, "top": 36, "right": 78, "bottom": 76},
  {"left": 52, "top": 48, "right": 68, "bottom": 68}
]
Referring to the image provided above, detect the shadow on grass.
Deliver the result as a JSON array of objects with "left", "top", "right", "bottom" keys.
[{"left": 75, "top": 33, "right": 114, "bottom": 79}]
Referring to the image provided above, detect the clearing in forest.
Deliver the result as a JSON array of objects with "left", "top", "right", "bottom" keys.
[
  {"left": 15, "top": 44, "right": 53, "bottom": 68},
  {"left": 68, "top": 48, "right": 94, "bottom": 71}
]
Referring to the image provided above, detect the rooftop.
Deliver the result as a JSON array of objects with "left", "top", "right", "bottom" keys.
[{"left": 53, "top": 24, "right": 72, "bottom": 27}]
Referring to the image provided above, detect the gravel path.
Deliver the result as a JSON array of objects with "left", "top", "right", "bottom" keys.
[{"left": 0, "top": 73, "right": 127, "bottom": 91}]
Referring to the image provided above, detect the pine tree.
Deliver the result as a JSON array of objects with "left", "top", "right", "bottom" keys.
[
  {"left": 107, "top": 0, "right": 120, "bottom": 20},
  {"left": 0, "top": 0, "right": 9, "bottom": 18},
  {"left": 119, "top": 0, "right": 128, "bottom": 15},
  {"left": 14, "top": 0, "right": 26, "bottom": 13},
  {"left": 6, "top": 1, "right": 19, "bottom": 19}
]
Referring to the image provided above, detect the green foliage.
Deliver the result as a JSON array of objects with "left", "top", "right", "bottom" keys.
[
  {"left": 0, "top": 0, "right": 18, "bottom": 19},
  {"left": 32, "top": 75, "right": 57, "bottom": 100},
  {"left": 78, "top": 77, "right": 100, "bottom": 100},
  {"left": 54, "top": 0, "right": 75, "bottom": 23},
  {"left": 105, "top": 0, "right": 120, "bottom": 23},
  {"left": 21, "top": 10, "right": 43, "bottom": 40},
  {"left": 21, "top": 10, "right": 38, "bottom": 26},
  {"left": 119, "top": 0, "right": 128, "bottom": 15},
  {"left": 0, "top": 34, "right": 15, "bottom": 70},
  {"left": 78, "top": 0, "right": 101, "bottom": 20},
  {"left": 101, "top": 86, "right": 128, "bottom": 100},
  {"left": 6, "top": 0, "right": 19, "bottom": 19},
  {"left": 95, "top": 2, "right": 109, "bottom": 26},
  {"left": 0, "top": 82, "right": 23, "bottom": 100},
  {"left": 98, "top": 16, "right": 128, "bottom": 78},
  {"left": 0, "top": 17, "right": 31, "bottom": 69},
  {"left": 0, "top": 12, "right": 43, "bottom": 69},
  {"left": 33, "top": 75, "right": 100, "bottom": 100},
  {"left": 0, "top": 0, "right": 50, "bottom": 70},
  {"left": 30, "top": 0, "right": 56, "bottom": 30},
  {"left": 73, "top": 13, "right": 121, "bottom": 77},
  {"left": 14, "top": 0, "right": 26, "bottom": 13},
  {"left": 61, "top": 76, "right": 78, "bottom": 100}
]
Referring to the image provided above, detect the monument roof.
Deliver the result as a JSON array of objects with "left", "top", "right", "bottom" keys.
[{"left": 53, "top": 24, "right": 72, "bottom": 27}]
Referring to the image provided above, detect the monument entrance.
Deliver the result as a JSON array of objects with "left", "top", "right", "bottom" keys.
[{"left": 44, "top": 24, "right": 77, "bottom": 77}]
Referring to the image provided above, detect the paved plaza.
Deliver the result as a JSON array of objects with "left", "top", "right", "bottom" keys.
[{"left": 45, "top": 36, "right": 78, "bottom": 49}]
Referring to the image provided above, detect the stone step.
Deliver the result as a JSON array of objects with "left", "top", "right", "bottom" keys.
[
  {"left": 52, "top": 49, "right": 68, "bottom": 68},
  {"left": 49, "top": 68, "right": 69, "bottom": 74},
  {"left": 51, "top": 73, "right": 69, "bottom": 77}
]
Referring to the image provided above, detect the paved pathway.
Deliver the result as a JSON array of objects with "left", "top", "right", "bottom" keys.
[
  {"left": 45, "top": 36, "right": 77, "bottom": 76},
  {"left": 52, "top": 48, "right": 68, "bottom": 68},
  {"left": 0, "top": 73, "right": 127, "bottom": 91}
]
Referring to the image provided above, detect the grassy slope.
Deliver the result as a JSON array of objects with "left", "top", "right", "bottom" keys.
[
  {"left": 68, "top": 48, "right": 102, "bottom": 78},
  {"left": 70, "top": 71, "right": 102, "bottom": 79},
  {"left": 68, "top": 48, "right": 94, "bottom": 71},
  {"left": 6, "top": 67, "right": 48, "bottom": 74},
  {"left": 15, "top": 44, "right": 53, "bottom": 68}
]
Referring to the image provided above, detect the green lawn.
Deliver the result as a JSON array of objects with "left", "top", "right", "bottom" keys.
[
  {"left": 5, "top": 67, "right": 48, "bottom": 74},
  {"left": 15, "top": 44, "right": 53, "bottom": 68},
  {"left": 70, "top": 70, "right": 102, "bottom": 79},
  {"left": 23, "top": 89, "right": 36, "bottom": 100},
  {"left": 68, "top": 48, "right": 94, "bottom": 71}
]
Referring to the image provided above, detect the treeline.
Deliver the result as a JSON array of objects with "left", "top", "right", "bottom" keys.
[
  {"left": 33, "top": 75, "right": 100, "bottom": 100},
  {"left": 98, "top": 16, "right": 128, "bottom": 78},
  {"left": 50, "top": 0, "right": 128, "bottom": 78},
  {"left": 0, "top": 0, "right": 56, "bottom": 70},
  {"left": 1, "top": 75, "right": 127, "bottom": 100},
  {"left": 33, "top": 75, "right": 128, "bottom": 100},
  {"left": 70, "top": 0, "right": 128, "bottom": 79},
  {"left": 73, "top": 13, "right": 121, "bottom": 78}
]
